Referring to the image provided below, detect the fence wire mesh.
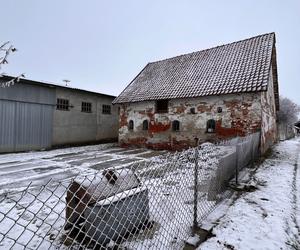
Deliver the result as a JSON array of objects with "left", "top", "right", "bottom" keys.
[{"left": 0, "top": 133, "right": 260, "bottom": 250}]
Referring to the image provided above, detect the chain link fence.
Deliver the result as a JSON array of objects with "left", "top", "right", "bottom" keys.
[{"left": 0, "top": 133, "right": 260, "bottom": 249}]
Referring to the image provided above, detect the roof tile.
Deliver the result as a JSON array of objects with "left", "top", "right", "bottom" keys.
[{"left": 113, "top": 33, "right": 275, "bottom": 104}]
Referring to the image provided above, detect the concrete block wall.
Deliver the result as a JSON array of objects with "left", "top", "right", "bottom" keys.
[{"left": 53, "top": 88, "right": 118, "bottom": 146}]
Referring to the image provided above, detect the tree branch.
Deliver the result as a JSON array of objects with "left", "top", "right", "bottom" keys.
[{"left": 0, "top": 41, "right": 22, "bottom": 88}]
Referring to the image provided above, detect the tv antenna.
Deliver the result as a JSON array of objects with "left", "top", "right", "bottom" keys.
[{"left": 63, "top": 79, "right": 71, "bottom": 86}]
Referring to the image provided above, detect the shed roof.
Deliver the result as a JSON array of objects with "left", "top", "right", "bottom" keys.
[
  {"left": 113, "top": 33, "right": 279, "bottom": 109},
  {"left": 0, "top": 75, "right": 116, "bottom": 99}
]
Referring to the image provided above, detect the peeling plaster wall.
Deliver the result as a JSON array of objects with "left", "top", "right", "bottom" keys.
[
  {"left": 119, "top": 93, "right": 262, "bottom": 150},
  {"left": 260, "top": 66, "right": 277, "bottom": 153}
]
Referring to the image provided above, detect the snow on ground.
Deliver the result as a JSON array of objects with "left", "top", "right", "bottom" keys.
[
  {"left": 3, "top": 138, "right": 292, "bottom": 250},
  {"left": 0, "top": 143, "right": 164, "bottom": 193},
  {"left": 0, "top": 144, "right": 167, "bottom": 249},
  {"left": 198, "top": 138, "right": 300, "bottom": 250},
  {"left": 0, "top": 143, "right": 227, "bottom": 249}
]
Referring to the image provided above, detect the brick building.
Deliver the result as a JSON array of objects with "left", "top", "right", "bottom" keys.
[{"left": 113, "top": 33, "right": 279, "bottom": 153}]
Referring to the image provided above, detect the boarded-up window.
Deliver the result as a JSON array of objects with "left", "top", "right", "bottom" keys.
[
  {"left": 128, "top": 120, "right": 134, "bottom": 131},
  {"left": 207, "top": 119, "right": 216, "bottom": 133},
  {"left": 172, "top": 120, "right": 180, "bottom": 131},
  {"left": 102, "top": 105, "right": 111, "bottom": 114},
  {"left": 56, "top": 98, "right": 69, "bottom": 111},
  {"left": 142, "top": 120, "right": 149, "bottom": 131},
  {"left": 81, "top": 102, "right": 92, "bottom": 113},
  {"left": 156, "top": 100, "right": 168, "bottom": 113}
]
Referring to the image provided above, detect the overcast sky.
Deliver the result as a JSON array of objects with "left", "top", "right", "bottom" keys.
[{"left": 2, "top": 0, "right": 300, "bottom": 103}]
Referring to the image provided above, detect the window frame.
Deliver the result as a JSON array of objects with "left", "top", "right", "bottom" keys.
[
  {"left": 56, "top": 98, "right": 70, "bottom": 111},
  {"left": 156, "top": 100, "right": 169, "bottom": 113},
  {"left": 142, "top": 120, "right": 149, "bottom": 131},
  {"left": 172, "top": 120, "right": 180, "bottom": 132},
  {"left": 207, "top": 119, "right": 216, "bottom": 133},
  {"left": 190, "top": 107, "right": 196, "bottom": 114},
  {"left": 102, "top": 104, "right": 111, "bottom": 115},
  {"left": 128, "top": 120, "right": 134, "bottom": 131},
  {"left": 81, "top": 102, "right": 92, "bottom": 113}
]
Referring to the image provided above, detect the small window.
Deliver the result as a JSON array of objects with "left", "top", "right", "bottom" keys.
[
  {"left": 81, "top": 102, "right": 92, "bottom": 113},
  {"left": 142, "top": 120, "right": 149, "bottom": 131},
  {"left": 128, "top": 120, "right": 134, "bottom": 131},
  {"left": 102, "top": 105, "right": 111, "bottom": 114},
  {"left": 190, "top": 107, "right": 196, "bottom": 114},
  {"left": 56, "top": 98, "right": 69, "bottom": 111},
  {"left": 207, "top": 119, "right": 216, "bottom": 133},
  {"left": 217, "top": 107, "right": 222, "bottom": 113},
  {"left": 172, "top": 120, "right": 180, "bottom": 131},
  {"left": 156, "top": 100, "right": 168, "bottom": 113}
]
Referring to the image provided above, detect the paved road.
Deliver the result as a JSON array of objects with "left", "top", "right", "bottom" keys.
[{"left": 0, "top": 143, "right": 165, "bottom": 192}]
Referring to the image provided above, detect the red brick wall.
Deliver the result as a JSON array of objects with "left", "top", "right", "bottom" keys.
[{"left": 118, "top": 93, "right": 264, "bottom": 150}]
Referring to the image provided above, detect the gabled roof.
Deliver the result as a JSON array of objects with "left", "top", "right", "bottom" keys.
[{"left": 113, "top": 33, "right": 279, "bottom": 109}]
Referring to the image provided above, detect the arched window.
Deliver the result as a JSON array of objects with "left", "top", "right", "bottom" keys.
[
  {"left": 172, "top": 120, "right": 180, "bottom": 132},
  {"left": 128, "top": 120, "right": 134, "bottom": 131},
  {"left": 207, "top": 119, "right": 216, "bottom": 133},
  {"left": 142, "top": 120, "right": 149, "bottom": 131}
]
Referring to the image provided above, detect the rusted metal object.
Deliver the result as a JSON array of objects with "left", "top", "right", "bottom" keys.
[{"left": 65, "top": 168, "right": 141, "bottom": 231}]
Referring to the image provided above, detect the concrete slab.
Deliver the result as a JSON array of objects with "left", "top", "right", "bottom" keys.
[
  {"left": 47, "top": 151, "right": 85, "bottom": 159},
  {"left": 0, "top": 169, "right": 77, "bottom": 190},
  {"left": 53, "top": 154, "right": 92, "bottom": 162},
  {"left": 0, "top": 161, "right": 50, "bottom": 173},
  {"left": 118, "top": 149, "right": 148, "bottom": 155},
  {"left": 101, "top": 148, "right": 133, "bottom": 154},
  {"left": 69, "top": 155, "right": 113, "bottom": 166},
  {"left": 0, "top": 143, "right": 165, "bottom": 191},
  {"left": 90, "top": 158, "right": 144, "bottom": 170},
  {"left": 0, "top": 160, "right": 21, "bottom": 166},
  {"left": 138, "top": 151, "right": 167, "bottom": 159}
]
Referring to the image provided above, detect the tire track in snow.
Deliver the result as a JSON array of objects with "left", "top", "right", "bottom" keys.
[
  {"left": 286, "top": 140, "right": 300, "bottom": 249},
  {"left": 291, "top": 142, "right": 300, "bottom": 241}
]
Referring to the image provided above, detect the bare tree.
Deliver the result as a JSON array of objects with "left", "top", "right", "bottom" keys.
[
  {"left": 0, "top": 41, "right": 24, "bottom": 88},
  {"left": 277, "top": 96, "right": 300, "bottom": 125}
]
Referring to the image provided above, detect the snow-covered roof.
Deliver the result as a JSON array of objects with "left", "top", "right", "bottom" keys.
[
  {"left": 113, "top": 33, "right": 279, "bottom": 108},
  {"left": 0, "top": 74, "right": 116, "bottom": 99}
]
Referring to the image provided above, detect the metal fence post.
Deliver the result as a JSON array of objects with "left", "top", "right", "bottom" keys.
[
  {"left": 193, "top": 147, "right": 199, "bottom": 230},
  {"left": 235, "top": 144, "right": 239, "bottom": 185},
  {"left": 251, "top": 137, "right": 254, "bottom": 168}
]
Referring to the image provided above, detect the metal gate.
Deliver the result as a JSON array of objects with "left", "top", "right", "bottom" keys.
[
  {"left": 0, "top": 81, "right": 55, "bottom": 153},
  {"left": 0, "top": 100, "right": 54, "bottom": 152}
]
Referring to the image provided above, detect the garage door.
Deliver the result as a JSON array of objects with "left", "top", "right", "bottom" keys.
[{"left": 0, "top": 100, "right": 54, "bottom": 153}]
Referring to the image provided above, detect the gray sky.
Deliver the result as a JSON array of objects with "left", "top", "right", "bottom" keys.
[{"left": 2, "top": 0, "right": 300, "bottom": 103}]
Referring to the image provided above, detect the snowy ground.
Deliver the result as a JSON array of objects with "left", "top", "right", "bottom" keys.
[
  {"left": 0, "top": 143, "right": 165, "bottom": 193},
  {"left": 0, "top": 144, "right": 171, "bottom": 249},
  {"left": 3, "top": 138, "right": 293, "bottom": 250},
  {"left": 0, "top": 143, "right": 225, "bottom": 249},
  {"left": 198, "top": 137, "right": 300, "bottom": 250}
]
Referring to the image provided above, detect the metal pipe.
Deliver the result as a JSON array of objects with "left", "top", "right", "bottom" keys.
[{"left": 193, "top": 147, "right": 199, "bottom": 230}]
